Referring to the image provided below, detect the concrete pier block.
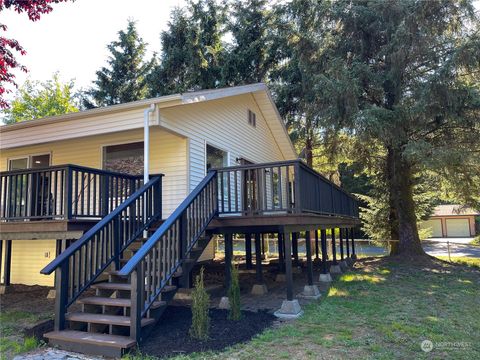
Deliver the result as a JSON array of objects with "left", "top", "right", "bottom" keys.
[
  {"left": 251, "top": 284, "right": 268, "bottom": 295},
  {"left": 330, "top": 264, "right": 342, "bottom": 274},
  {"left": 274, "top": 299, "right": 304, "bottom": 319},
  {"left": 218, "top": 296, "right": 230, "bottom": 310},
  {"left": 298, "top": 285, "right": 321, "bottom": 300},
  {"left": 319, "top": 273, "right": 332, "bottom": 282}
]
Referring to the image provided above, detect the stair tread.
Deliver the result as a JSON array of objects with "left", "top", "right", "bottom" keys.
[
  {"left": 66, "top": 312, "right": 154, "bottom": 327},
  {"left": 92, "top": 282, "right": 131, "bottom": 291},
  {"left": 44, "top": 330, "right": 136, "bottom": 348},
  {"left": 79, "top": 296, "right": 166, "bottom": 309}
]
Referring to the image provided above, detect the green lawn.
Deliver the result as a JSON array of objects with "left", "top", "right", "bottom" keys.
[{"left": 167, "top": 256, "right": 479, "bottom": 360}]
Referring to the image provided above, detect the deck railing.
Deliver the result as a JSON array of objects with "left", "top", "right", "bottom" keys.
[
  {"left": 118, "top": 171, "right": 218, "bottom": 342},
  {"left": 0, "top": 164, "right": 143, "bottom": 221},
  {"left": 215, "top": 160, "right": 359, "bottom": 218},
  {"left": 40, "top": 175, "right": 163, "bottom": 331}
]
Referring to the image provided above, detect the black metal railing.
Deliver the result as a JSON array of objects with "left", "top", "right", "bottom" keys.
[
  {"left": 0, "top": 164, "right": 143, "bottom": 221},
  {"left": 118, "top": 171, "right": 217, "bottom": 342},
  {"left": 215, "top": 160, "right": 359, "bottom": 218},
  {"left": 40, "top": 175, "right": 162, "bottom": 331}
]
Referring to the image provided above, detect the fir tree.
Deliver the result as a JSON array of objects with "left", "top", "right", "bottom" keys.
[{"left": 84, "top": 20, "right": 155, "bottom": 108}]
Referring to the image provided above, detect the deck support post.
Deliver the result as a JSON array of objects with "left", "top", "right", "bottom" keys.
[
  {"left": 319, "top": 229, "right": 332, "bottom": 282},
  {"left": 278, "top": 233, "right": 284, "bottom": 272},
  {"left": 274, "top": 232, "right": 303, "bottom": 319},
  {"left": 330, "top": 228, "right": 342, "bottom": 274},
  {"left": 292, "top": 232, "right": 299, "bottom": 266},
  {"left": 1, "top": 240, "right": 12, "bottom": 287},
  {"left": 314, "top": 229, "right": 320, "bottom": 260},
  {"left": 351, "top": 227, "right": 357, "bottom": 260},
  {"left": 224, "top": 233, "right": 233, "bottom": 289},
  {"left": 305, "top": 231, "right": 314, "bottom": 286},
  {"left": 251, "top": 233, "right": 267, "bottom": 295},
  {"left": 284, "top": 233, "right": 294, "bottom": 301},
  {"left": 339, "top": 228, "right": 344, "bottom": 261},
  {"left": 245, "top": 233, "right": 253, "bottom": 269},
  {"left": 339, "top": 229, "right": 348, "bottom": 271},
  {"left": 345, "top": 228, "right": 350, "bottom": 258}
]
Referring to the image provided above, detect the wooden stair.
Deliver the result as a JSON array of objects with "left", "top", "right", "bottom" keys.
[{"left": 45, "top": 233, "right": 213, "bottom": 357}]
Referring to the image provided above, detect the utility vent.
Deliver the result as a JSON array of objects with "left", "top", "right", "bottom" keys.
[{"left": 248, "top": 109, "right": 256, "bottom": 128}]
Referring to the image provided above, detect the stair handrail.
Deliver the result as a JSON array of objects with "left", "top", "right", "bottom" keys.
[
  {"left": 119, "top": 170, "right": 217, "bottom": 276},
  {"left": 41, "top": 175, "right": 162, "bottom": 275},
  {"left": 118, "top": 171, "right": 217, "bottom": 342}
]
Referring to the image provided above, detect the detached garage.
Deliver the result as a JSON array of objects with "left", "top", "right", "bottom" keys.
[{"left": 420, "top": 205, "right": 479, "bottom": 238}]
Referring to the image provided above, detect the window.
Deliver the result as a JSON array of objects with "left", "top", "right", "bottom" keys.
[
  {"left": 206, "top": 144, "right": 228, "bottom": 171},
  {"left": 8, "top": 154, "right": 51, "bottom": 170},
  {"left": 248, "top": 109, "right": 256, "bottom": 128},
  {"left": 103, "top": 142, "right": 144, "bottom": 175}
]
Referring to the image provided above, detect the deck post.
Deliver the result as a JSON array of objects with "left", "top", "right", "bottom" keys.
[
  {"left": 284, "top": 233, "right": 294, "bottom": 301},
  {"left": 1, "top": 240, "right": 12, "bottom": 286},
  {"left": 292, "top": 232, "right": 299, "bottom": 266},
  {"left": 330, "top": 228, "right": 342, "bottom": 274},
  {"left": 254, "top": 233, "right": 263, "bottom": 283},
  {"left": 245, "top": 233, "right": 252, "bottom": 269},
  {"left": 305, "top": 231, "right": 313, "bottom": 286},
  {"left": 351, "top": 227, "right": 357, "bottom": 259},
  {"left": 314, "top": 229, "right": 320, "bottom": 260},
  {"left": 251, "top": 233, "right": 267, "bottom": 295},
  {"left": 273, "top": 231, "right": 303, "bottom": 319},
  {"left": 339, "top": 228, "right": 344, "bottom": 260},
  {"left": 319, "top": 229, "right": 332, "bottom": 282},
  {"left": 331, "top": 229, "right": 338, "bottom": 265},
  {"left": 130, "top": 265, "right": 143, "bottom": 343},
  {"left": 53, "top": 261, "right": 68, "bottom": 331},
  {"left": 278, "top": 233, "right": 284, "bottom": 272},
  {"left": 224, "top": 233, "right": 233, "bottom": 289},
  {"left": 345, "top": 228, "right": 350, "bottom": 258}
]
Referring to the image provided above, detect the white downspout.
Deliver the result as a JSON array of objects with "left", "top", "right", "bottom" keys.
[
  {"left": 144, "top": 104, "right": 156, "bottom": 184},
  {"left": 144, "top": 104, "right": 155, "bottom": 239}
]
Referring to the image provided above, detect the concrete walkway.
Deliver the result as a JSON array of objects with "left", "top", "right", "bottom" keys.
[{"left": 13, "top": 349, "right": 101, "bottom": 360}]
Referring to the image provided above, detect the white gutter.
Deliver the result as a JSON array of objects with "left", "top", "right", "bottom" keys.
[{"left": 144, "top": 104, "right": 156, "bottom": 184}]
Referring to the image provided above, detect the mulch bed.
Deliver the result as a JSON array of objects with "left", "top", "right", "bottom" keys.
[{"left": 140, "top": 305, "right": 276, "bottom": 359}]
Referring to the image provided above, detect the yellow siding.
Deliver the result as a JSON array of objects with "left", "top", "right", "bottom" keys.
[
  {"left": 1, "top": 128, "right": 187, "bottom": 286},
  {"left": 10, "top": 240, "right": 57, "bottom": 286},
  {"left": 0, "top": 127, "right": 187, "bottom": 216}
]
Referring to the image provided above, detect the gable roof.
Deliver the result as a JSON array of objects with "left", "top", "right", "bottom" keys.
[
  {"left": 432, "top": 205, "right": 480, "bottom": 217},
  {"left": 0, "top": 83, "right": 296, "bottom": 159}
]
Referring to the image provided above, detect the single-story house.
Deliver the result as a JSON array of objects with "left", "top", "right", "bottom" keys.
[
  {"left": 0, "top": 83, "right": 360, "bottom": 356},
  {"left": 420, "top": 205, "right": 479, "bottom": 238}
]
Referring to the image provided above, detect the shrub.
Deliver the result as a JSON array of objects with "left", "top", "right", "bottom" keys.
[
  {"left": 189, "top": 267, "right": 210, "bottom": 340},
  {"left": 228, "top": 264, "right": 241, "bottom": 321},
  {"left": 471, "top": 235, "right": 480, "bottom": 246}
]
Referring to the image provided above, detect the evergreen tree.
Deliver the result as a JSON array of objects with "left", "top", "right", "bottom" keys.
[
  {"left": 221, "top": 0, "right": 272, "bottom": 85},
  {"left": 148, "top": 8, "right": 193, "bottom": 96},
  {"left": 84, "top": 20, "right": 155, "bottom": 108},
  {"left": 188, "top": 0, "right": 225, "bottom": 90},
  {"left": 315, "top": 0, "right": 480, "bottom": 256}
]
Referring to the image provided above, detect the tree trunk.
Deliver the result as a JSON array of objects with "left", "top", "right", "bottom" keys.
[
  {"left": 386, "top": 147, "right": 400, "bottom": 255},
  {"left": 388, "top": 147, "right": 425, "bottom": 257},
  {"left": 305, "top": 136, "right": 313, "bottom": 168}
]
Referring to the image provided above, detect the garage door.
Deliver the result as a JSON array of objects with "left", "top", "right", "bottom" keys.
[
  {"left": 446, "top": 219, "right": 470, "bottom": 237},
  {"left": 420, "top": 219, "right": 443, "bottom": 237}
]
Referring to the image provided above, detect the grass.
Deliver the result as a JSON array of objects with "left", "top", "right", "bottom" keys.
[
  {"left": 160, "top": 256, "right": 480, "bottom": 360},
  {"left": 435, "top": 256, "right": 480, "bottom": 268},
  {"left": 0, "top": 311, "right": 45, "bottom": 359}
]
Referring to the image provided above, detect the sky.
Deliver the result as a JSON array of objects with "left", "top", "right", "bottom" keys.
[
  {"left": 2, "top": 0, "right": 186, "bottom": 99},
  {"left": 2, "top": 0, "right": 479, "bottom": 103}
]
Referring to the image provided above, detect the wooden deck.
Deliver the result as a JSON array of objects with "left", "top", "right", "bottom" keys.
[{"left": 0, "top": 219, "right": 98, "bottom": 240}]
